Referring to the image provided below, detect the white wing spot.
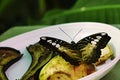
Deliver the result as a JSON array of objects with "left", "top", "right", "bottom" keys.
[
  {"left": 47, "top": 40, "right": 52, "bottom": 43},
  {"left": 41, "top": 37, "right": 46, "bottom": 40},
  {"left": 52, "top": 42, "right": 56, "bottom": 46},
  {"left": 56, "top": 44, "right": 60, "bottom": 48}
]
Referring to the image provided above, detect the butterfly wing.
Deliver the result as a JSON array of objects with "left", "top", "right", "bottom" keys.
[
  {"left": 39, "top": 36, "right": 81, "bottom": 65},
  {"left": 39, "top": 36, "right": 70, "bottom": 50},
  {"left": 76, "top": 32, "right": 111, "bottom": 49},
  {"left": 76, "top": 32, "right": 111, "bottom": 64}
]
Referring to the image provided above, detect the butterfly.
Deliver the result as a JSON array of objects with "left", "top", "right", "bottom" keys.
[{"left": 39, "top": 32, "right": 111, "bottom": 65}]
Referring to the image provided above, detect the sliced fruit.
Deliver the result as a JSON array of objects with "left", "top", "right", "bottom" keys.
[{"left": 0, "top": 47, "right": 23, "bottom": 80}]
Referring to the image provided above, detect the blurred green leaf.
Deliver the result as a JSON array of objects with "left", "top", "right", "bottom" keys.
[
  {"left": 0, "top": 0, "right": 15, "bottom": 15},
  {"left": 40, "top": 0, "right": 120, "bottom": 25},
  {"left": 73, "top": 0, "right": 120, "bottom": 8},
  {"left": 41, "top": 9, "right": 65, "bottom": 20},
  {"left": 38, "top": 0, "right": 46, "bottom": 17},
  {"left": 0, "top": 0, "right": 76, "bottom": 34}
]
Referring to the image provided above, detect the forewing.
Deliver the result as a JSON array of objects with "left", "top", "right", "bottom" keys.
[
  {"left": 39, "top": 36, "right": 81, "bottom": 65},
  {"left": 76, "top": 32, "right": 111, "bottom": 49},
  {"left": 75, "top": 32, "right": 111, "bottom": 64},
  {"left": 39, "top": 36, "right": 71, "bottom": 50}
]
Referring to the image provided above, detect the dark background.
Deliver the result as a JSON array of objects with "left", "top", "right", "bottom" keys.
[
  {"left": 0, "top": 0, "right": 120, "bottom": 35},
  {"left": 0, "top": 0, "right": 75, "bottom": 34}
]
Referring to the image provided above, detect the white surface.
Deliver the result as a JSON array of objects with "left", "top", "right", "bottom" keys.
[{"left": 0, "top": 22, "right": 120, "bottom": 80}]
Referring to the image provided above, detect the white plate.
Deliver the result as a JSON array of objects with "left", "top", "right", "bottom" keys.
[{"left": 0, "top": 22, "right": 120, "bottom": 80}]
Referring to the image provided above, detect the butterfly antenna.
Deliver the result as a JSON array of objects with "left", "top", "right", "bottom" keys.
[
  {"left": 59, "top": 27, "right": 73, "bottom": 41},
  {"left": 72, "top": 28, "right": 82, "bottom": 41}
]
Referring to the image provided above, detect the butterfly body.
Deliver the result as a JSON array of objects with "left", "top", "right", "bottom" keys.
[{"left": 39, "top": 32, "right": 111, "bottom": 65}]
